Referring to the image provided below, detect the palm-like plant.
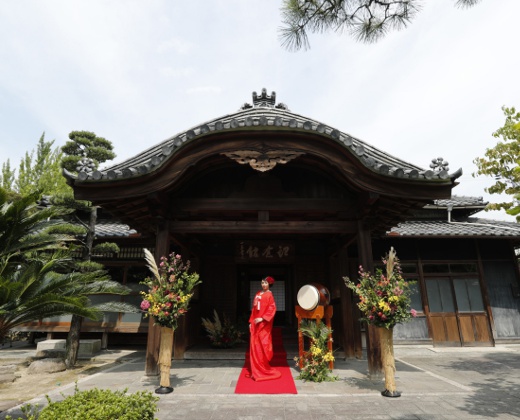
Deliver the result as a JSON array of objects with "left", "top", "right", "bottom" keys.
[{"left": 0, "top": 188, "right": 136, "bottom": 342}]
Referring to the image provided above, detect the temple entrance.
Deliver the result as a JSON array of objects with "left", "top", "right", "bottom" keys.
[{"left": 237, "top": 264, "right": 292, "bottom": 328}]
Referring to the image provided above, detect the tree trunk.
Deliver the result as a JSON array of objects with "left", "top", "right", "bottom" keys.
[
  {"left": 66, "top": 206, "right": 97, "bottom": 369},
  {"left": 379, "top": 327, "right": 401, "bottom": 397},
  {"left": 156, "top": 326, "right": 174, "bottom": 394},
  {"left": 65, "top": 314, "right": 83, "bottom": 369}
]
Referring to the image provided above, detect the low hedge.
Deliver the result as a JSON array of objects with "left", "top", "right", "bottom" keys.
[{"left": 6, "top": 385, "right": 159, "bottom": 420}]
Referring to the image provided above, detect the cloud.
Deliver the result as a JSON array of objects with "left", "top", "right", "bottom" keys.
[
  {"left": 157, "top": 38, "right": 193, "bottom": 54},
  {"left": 186, "top": 86, "right": 223, "bottom": 95}
]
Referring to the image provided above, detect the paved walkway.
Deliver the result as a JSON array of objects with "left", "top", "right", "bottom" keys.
[{"left": 2, "top": 344, "right": 520, "bottom": 419}]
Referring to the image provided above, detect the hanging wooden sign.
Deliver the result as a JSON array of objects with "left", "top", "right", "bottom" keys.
[{"left": 236, "top": 240, "right": 294, "bottom": 263}]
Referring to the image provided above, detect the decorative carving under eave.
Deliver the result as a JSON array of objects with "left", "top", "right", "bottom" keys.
[{"left": 222, "top": 150, "right": 304, "bottom": 172}]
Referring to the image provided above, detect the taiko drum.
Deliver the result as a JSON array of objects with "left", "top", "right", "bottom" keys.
[{"left": 297, "top": 283, "right": 331, "bottom": 311}]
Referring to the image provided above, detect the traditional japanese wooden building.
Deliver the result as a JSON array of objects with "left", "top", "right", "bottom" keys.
[{"left": 54, "top": 89, "right": 520, "bottom": 373}]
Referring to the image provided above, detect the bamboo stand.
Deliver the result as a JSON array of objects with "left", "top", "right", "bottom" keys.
[
  {"left": 295, "top": 305, "right": 334, "bottom": 370},
  {"left": 155, "top": 326, "right": 174, "bottom": 394},
  {"left": 379, "top": 327, "right": 401, "bottom": 397}
]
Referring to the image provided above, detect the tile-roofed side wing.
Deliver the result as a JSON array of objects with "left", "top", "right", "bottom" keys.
[
  {"left": 387, "top": 218, "right": 520, "bottom": 238},
  {"left": 430, "top": 196, "right": 488, "bottom": 208},
  {"left": 95, "top": 219, "right": 138, "bottom": 238}
]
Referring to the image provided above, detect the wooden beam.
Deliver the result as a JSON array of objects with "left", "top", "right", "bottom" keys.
[
  {"left": 168, "top": 220, "right": 357, "bottom": 234},
  {"left": 172, "top": 198, "right": 356, "bottom": 212}
]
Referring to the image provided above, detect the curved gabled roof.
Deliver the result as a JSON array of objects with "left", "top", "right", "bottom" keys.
[{"left": 64, "top": 89, "right": 462, "bottom": 184}]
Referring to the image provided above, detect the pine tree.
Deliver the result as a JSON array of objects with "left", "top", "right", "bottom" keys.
[{"left": 57, "top": 130, "right": 122, "bottom": 368}]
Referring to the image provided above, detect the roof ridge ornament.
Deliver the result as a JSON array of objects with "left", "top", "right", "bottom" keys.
[
  {"left": 430, "top": 157, "right": 449, "bottom": 172},
  {"left": 240, "top": 88, "right": 290, "bottom": 111}
]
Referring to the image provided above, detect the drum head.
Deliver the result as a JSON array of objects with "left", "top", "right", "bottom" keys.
[{"left": 297, "top": 285, "right": 319, "bottom": 310}]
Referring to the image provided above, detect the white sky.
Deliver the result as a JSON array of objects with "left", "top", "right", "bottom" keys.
[{"left": 1, "top": 0, "right": 519, "bottom": 221}]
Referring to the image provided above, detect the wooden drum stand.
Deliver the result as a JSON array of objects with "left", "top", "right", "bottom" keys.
[{"left": 295, "top": 305, "right": 334, "bottom": 370}]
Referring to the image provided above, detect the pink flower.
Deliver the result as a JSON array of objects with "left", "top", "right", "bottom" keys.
[
  {"left": 411, "top": 309, "right": 417, "bottom": 317},
  {"left": 140, "top": 300, "right": 151, "bottom": 310}
]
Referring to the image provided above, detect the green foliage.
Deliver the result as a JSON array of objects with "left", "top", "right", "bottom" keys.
[
  {"left": 50, "top": 192, "right": 92, "bottom": 211},
  {"left": 294, "top": 319, "right": 337, "bottom": 382},
  {"left": 46, "top": 222, "right": 88, "bottom": 236},
  {"left": 74, "top": 260, "right": 106, "bottom": 273},
  {"left": 201, "top": 309, "right": 245, "bottom": 348},
  {"left": 280, "top": 0, "right": 481, "bottom": 50},
  {"left": 1, "top": 159, "right": 15, "bottom": 191},
  {"left": 140, "top": 249, "right": 201, "bottom": 329},
  {"left": 0, "top": 189, "right": 136, "bottom": 341},
  {"left": 1, "top": 133, "right": 70, "bottom": 197},
  {"left": 92, "top": 242, "right": 120, "bottom": 255},
  {"left": 473, "top": 106, "right": 520, "bottom": 220},
  {"left": 4, "top": 402, "right": 41, "bottom": 420},
  {"left": 61, "top": 130, "right": 116, "bottom": 174},
  {"left": 344, "top": 247, "right": 417, "bottom": 329},
  {"left": 5, "top": 385, "right": 159, "bottom": 420}
]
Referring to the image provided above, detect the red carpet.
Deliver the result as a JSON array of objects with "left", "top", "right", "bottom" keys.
[{"left": 234, "top": 327, "right": 297, "bottom": 394}]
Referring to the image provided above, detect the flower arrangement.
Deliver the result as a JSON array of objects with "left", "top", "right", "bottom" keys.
[
  {"left": 344, "top": 247, "right": 416, "bottom": 329},
  {"left": 140, "top": 249, "right": 201, "bottom": 330},
  {"left": 294, "top": 320, "right": 337, "bottom": 382},
  {"left": 201, "top": 310, "right": 245, "bottom": 348}
]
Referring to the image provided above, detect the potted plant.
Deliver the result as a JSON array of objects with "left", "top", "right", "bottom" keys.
[
  {"left": 201, "top": 310, "right": 245, "bottom": 348},
  {"left": 294, "top": 320, "right": 337, "bottom": 382}
]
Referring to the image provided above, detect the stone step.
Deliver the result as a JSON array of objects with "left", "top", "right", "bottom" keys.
[{"left": 36, "top": 339, "right": 101, "bottom": 356}]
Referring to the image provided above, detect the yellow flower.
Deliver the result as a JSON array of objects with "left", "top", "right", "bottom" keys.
[
  {"left": 389, "top": 296, "right": 399, "bottom": 303},
  {"left": 323, "top": 352, "right": 335, "bottom": 362},
  {"left": 310, "top": 345, "right": 322, "bottom": 357},
  {"left": 378, "top": 301, "right": 390, "bottom": 312}
]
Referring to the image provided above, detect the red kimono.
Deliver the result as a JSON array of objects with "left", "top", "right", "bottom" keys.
[{"left": 248, "top": 290, "right": 281, "bottom": 381}]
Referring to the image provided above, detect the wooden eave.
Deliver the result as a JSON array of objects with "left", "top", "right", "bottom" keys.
[{"left": 71, "top": 130, "right": 455, "bottom": 203}]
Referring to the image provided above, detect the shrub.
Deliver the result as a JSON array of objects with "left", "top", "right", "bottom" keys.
[{"left": 5, "top": 385, "right": 159, "bottom": 420}]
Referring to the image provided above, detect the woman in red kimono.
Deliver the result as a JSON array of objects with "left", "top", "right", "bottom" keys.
[{"left": 247, "top": 276, "right": 282, "bottom": 381}]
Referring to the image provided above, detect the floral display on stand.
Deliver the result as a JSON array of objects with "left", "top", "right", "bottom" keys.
[
  {"left": 140, "top": 248, "right": 201, "bottom": 394},
  {"left": 140, "top": 249, "right": 201, "bottom": 330},
  {"left": 294, "top": 320, "right": 337, "bottom": 382},
  {"left": 344, "top": 246, "right": 415, "bottom": 397},
  {"left": 344, "top": 247, "right": 416, "bottom": 329}
]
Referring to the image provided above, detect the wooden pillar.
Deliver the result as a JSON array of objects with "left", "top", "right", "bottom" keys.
[
  {"left": 145, "top": 223, "right": 170, "bottom": 376},
  {"left": 173, "top": 315, "right": 187, "bottom": 360},
  {"left": 357, "top": 221, "right": 383, "bottom": 378},
  {"left": 339, "top": 247, "right": 362, "bottom": 358}
]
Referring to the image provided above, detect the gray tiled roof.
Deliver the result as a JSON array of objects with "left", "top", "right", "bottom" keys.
[
  {"left": 64, "top": 90, "right": 462, "bottom": 184},
  {"left": 95, "top": 220, "right": 138, "bottom": 238},
  {"left": 429, "top": 196, "right": 487, "bottom": 208},
  {"left": 387, "top": 218, "right": 520, "bottom": 237}
]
